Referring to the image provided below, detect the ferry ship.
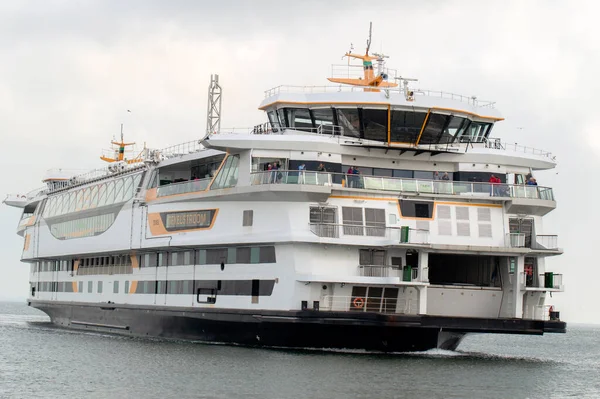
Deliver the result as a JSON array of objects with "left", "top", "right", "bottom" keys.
[{"left": 4, "top": 28, "right": 566, "bottom": 352}]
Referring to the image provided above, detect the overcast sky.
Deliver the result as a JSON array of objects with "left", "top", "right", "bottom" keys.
[{"left": 0, "top": 1, "right": 598, "bottom": 323}]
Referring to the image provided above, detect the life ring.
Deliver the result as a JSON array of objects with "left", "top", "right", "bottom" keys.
[{"left": 353, "top": 297, "right": 365, "bottom": 308}]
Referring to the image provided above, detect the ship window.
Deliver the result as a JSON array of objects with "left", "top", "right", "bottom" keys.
[
  {"left": 277, "top": 108, "right": 287, "bottom": 128},
  {"left": 419, "top": 113, "right": 451, "bottom": 144},
  {"left": 210, "top": 155, "right": 240, "bottom": 190},
  {"left": 390, "top": 110, "right": 427, "bottom": 143},
  {"left": 113, "top": 281, "right": 119, "bottom": 294},
  {"left": 97, "top": 184, "right": 107, "bottom": 207},
  {"left": 87, "top": 281, "right": 92, "bottom": 293},
  {"left": 237, "top": 247, "right": 251, "bottom": 264},
  {"left": 168, "top": 280, "right": 178, "bottom": 295},
  {"left": 459, "top": 122, "right": 492, "bottom": 143},
  {"left": 365, "top": 208, "right": 386, "bottom": 237},
  {"left": 439, "top": 116, "right": 469, "bottom": 144},
  {"left": 123, "top": 176, "right": 134, "bottom": 201},
  {"left": 158, "top": 252, "right": 168, "bottom": 267},
  {"left": 105, "top": 182, "right": 115, "bottom": 205},
  {"left": 148, "top": 170, "right": 158, "bottom": 189},
  {"left": 267, "top": 111, "right": 280, "bottom": 132},
  {"left": 171, "top": 252, "right": 179, "bottom": 266},
  {"left": 78, "top": 281, "right": 83, "bottom": 293},
  {"left": 82, "top": 188, "right": 91, "bottom": 210},
  {"left": 183, "top": 251, "right": 193, "bottom": 265},
  {"left": 285, "top": 108, "right": 313, "bottom": 132},
  {"left": 206, "top": 248, "right": 227, "bottom": 264},
  {"left": 227, "top": 248, "right": 236, "bottom": 264},
  {"left": 414, "top": 171, "right": 434, "bottom": 180},
  {"left": 311, "top": 108, "right": 337, "bottom": 135},
  {"left": 259, "top": 246, "right": 276, "bottom": 263},
  {"left": 124, "top": 281, "right": 130, "bottom": 294},
  {"left": 342, "top": 207, "right": 364, "bottom": 236},
  {"left": 114, "top": 178, "right": 125, "bottom": 203},
  {"left": 183, "top": 280, "right": 193, "bottom": 295},
  {"left": 361, "top": 109, "right": 388, "bottom": 142},
  {"left": 197, "top": 249, "right": 207, "bottom": 265},
  {"left": 243, "top": 210, "right": 253, "bottom": 227},
  {"left": 399, "top": 200, "right": 434, "bottom": 219},
  {"left": 336, "top": 108, "right": 361, "bottom": 138},
  {"left": 97, "top": 281, "right": 103, "bottom": 293}
]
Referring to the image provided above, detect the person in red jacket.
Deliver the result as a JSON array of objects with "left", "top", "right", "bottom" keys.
[{"left": 489, "top": 174, "right": 501, "bottom": 196}]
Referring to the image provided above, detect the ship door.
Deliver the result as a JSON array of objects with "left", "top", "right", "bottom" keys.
[{"left": 509, "top": 218, "right": 534, "bottom": 248}]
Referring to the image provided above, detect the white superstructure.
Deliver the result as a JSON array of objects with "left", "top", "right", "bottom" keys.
[{"left": 4, "top": 35, "right": 565, "bottom": 351}]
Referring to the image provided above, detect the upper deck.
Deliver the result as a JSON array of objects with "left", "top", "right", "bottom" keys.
[{"left": 260, "top": 84, "right": 503, "bottom": 122}]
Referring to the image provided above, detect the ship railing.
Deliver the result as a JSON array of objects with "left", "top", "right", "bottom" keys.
[
  {"left": 308, "top": 223, "right": 430, "bottom": 245},
  {"left": 358, "top": 265, "right": 402, "bottom": 278},
  {"left": 264, "top": 84, "right": 496, "bottom": 108},
  {"left": 250, "top": 170, "right": 554, "bottom": 201},
  {"left": 540, "top": 273, "right": 564, "bottom": 290},
  {"left": 215, "top": 123, "right": 344, "bottom": 136},
  {"left": 76, "top": 265, "right": 133, "bottom": 276},
  {"left": 506, "top": 233, "right": 526, "bottom": 248},
  {"left": 533, "top": 235, "right": 559, "bottom": 250},
  {"left": 320, "top": 295, "right": 402, "bottom": 313},
  {"left": 330, "top": 64, "right": 399, "bottom": 81},
  {"left": 159, "top": 140, "right": 205, "bottom": 159},
  {"left": 157, "top": 177, "right": 212, "bottom": 197},
  {"left": 483, "top": 137, "right": 554, "bottom": 159}
]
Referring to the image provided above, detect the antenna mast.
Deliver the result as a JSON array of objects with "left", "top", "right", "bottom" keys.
[
  {"left": 366, "top": 22, "right": 372, "bottom": 55},
  {"left": 206, "top": 74, "right": 222, "bottom": 137}
]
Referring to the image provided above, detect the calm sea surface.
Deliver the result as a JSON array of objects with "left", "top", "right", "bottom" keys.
[{"left": 0, "top": 301, "right": 598, "bottom": 399}]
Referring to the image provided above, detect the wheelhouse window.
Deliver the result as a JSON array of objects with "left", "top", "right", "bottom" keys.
[
  {"left": 336, "top": 108, "right": 361, "bottom": 138},
  {"left": 390, "top": 110, "right": 427, "bottom": 143},
  {"left": 311, "top": 108, "right": 337, "bottom": 135},
  {"left": 439, "top": 116, "right": 470, "bottom": 144},
  {"left": 458, "top": 122, "right": 493, "bottom": 143},
  {"left": 418, "top": 113, "right": 451, "bottom": 144},
  {"left": 285, "top": 108, "right": 313, "bottom": 132},
  {"left": 267, "top": 111, "right": 280, "bottom": 132},
  {"left": 361, "top": 108, "right": 388, "bottom": 142}
]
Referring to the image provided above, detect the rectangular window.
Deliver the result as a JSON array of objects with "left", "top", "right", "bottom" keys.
[
  {"left": 243, "top": 210, "right": 253, "bottom": 227},
  {"left": 342, "top": 207, "right": 364, "bottom": 235},
  {"left": 97, "top": 281, "right": 103, "bottom": 294},
  {"left": 251, "top": 279, "right": 260, "bottom": 304},
  {"left": 285, "top": 108, "right": 313, "bottom": 132},
  {"left": 184, "top": 251, "right": 193, "bottom": 265},
  {"left": 390, "top": 111, "right": 427, "bottom": 143},
  {"left": 171, "top": 252, "right": 179, "bottom": 266},
  {"left": 88, "top": 281, "right": 92, "bottom": 293},
  {"left": 197, "top": 249, "right": 207, "bottom": 265},
  {"left": 311, "top": 108, "right": 337, "bottom": 135},
  {"left": 124, "top": 281, "right": 130, "bottom": 294},
  {"left": 399, "top": 200, "right": 434, "bottom": 219},
  {"left": 206, "top": 248, "right": 228, "bottom": 264},
  {"left": 259, "top": 246, "right": 276, "bottom": 263},
  {"left": 361, "top": 108, "right": 388, "bottom": 142},
  {"left": 78, "top": 281, "right": 83, "bottom": 293},
  {"left": 227, "top": 247, "right": 237, "bottom": 264},
  {"left": 158, "top": 252, "right": 168, "bottom": 267},
  {"left": 237, "top": 247, "right": 251, "bottom": 264},
  {"left": 113, "top": 281, "right": 119, "bottom": 294},
  {"left": 365, "top": 208, "right": 386, "bottom": 237}
]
